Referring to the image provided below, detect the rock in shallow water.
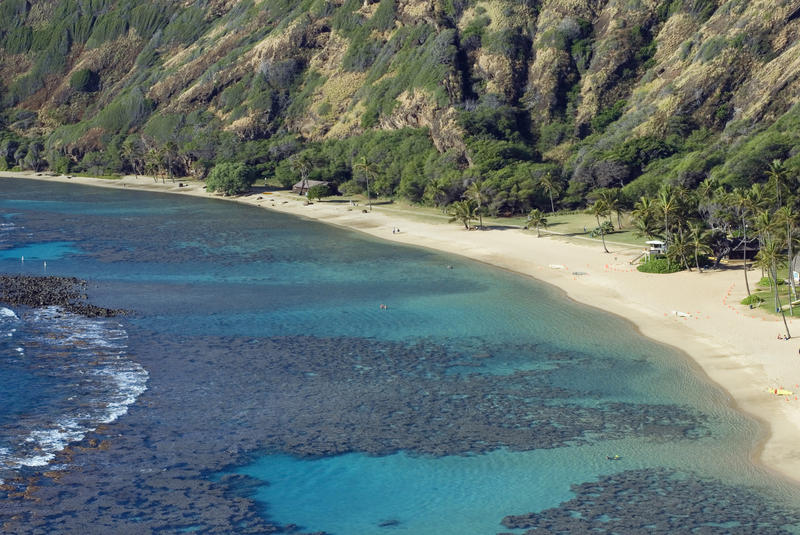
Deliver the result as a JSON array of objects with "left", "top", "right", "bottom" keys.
[{"left": 0, "top": 274, "right": 127, "bottom": 317}]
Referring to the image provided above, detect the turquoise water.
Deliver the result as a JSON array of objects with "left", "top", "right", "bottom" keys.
[
  {"left": 235, "top": 441, "right": 735, "bottom": 535},
  {"left": 0, "top": 241, "right": 79, "bottom": 260},
  {"left": 0, "top": 177, "right": 799, "bottom": 533},
  {"left": 243, "top": 450, "right": 587, "bottom": 534}
]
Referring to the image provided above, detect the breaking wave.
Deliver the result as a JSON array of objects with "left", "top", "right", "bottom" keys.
[{"left": 0, "top": 306, "right": 147, "bottom": 477}]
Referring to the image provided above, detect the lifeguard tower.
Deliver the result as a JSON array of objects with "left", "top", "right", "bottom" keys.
[{"left": 645, "top": 240, "right": 665, "bottom": 260}]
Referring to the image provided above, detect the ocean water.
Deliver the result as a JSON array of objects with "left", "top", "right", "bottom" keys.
[
  {"left": 0, "top": 305, "right": 146, "bottom": 474},
  {"left": 0, "top": 177, "right": 799, "bottom": 534}
]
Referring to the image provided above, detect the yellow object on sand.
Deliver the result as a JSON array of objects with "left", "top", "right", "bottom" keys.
[{"left": 768, "top": 388, "right": 793, "bottom": 396}]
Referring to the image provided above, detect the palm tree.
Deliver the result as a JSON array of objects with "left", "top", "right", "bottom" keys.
[
  {"left": 447, "top": 200, "right": 478, "bottom": 230},
  {"left": 766, "top": 159, "right": 788, "bottom": 209},
  {"left": 589, "top": 200, "right": 612, "bottom": 253},
  {"left": 598, "top": 188, "right": 624, "bottom": 229},
  {"left": 353, "top": 156, "right": 377, "bottom": 212},
  {"left": 695, "top": 177, "right": 719, "bottom": 204},
  {"left": 526, "top": 208, "right": 548, "bottom": 237},
  {"left": 695, "top": 177, "right": 720, "bottom": 225},
  {"left": 730, "top": 187, "right": 753, "bottom": 297},
  {"left": 291, "top": 154, "right": 313, "bottom": 196},
  {"left": 537, "top": 172, "right": 561, "bottom": 213},
  {"left": 145, "top": 148, "right": 163, "bottom": 183},
  {"left": 631, "top": 196, "right": 660, "bottom": 239},
  {"left": 755, "top": 238, "right": 791, "bottom": 339},
  {"left": 426, "top": 181, "right": 450, "bottom": 212},
  {"left": 120, "top": 140, "right": 142, "bottom": 179},
  {"left": 163, "top": 141, "right": 178, "bottom": 183},
  {"left": 667, "top": 229, "right": 693, "bottom": 271},
  {"left": 463, "top": 181, "right": 491, "bottom": 229},
  {"left": 688, "top": 222, "right": 712, "bottom": 273},
  {"left": 656, "top": 185, "right": 679, "bottom": 244},
  {"left": 590, "top": 221, "right": 614, "bottom": 254},
  {"left": 777, "top": 205, "right": 798, "bottom": 313},
  {"left": 749, "top": 182, "right": 769, "bottom": 213},
  {"left": 632, "top": 216, "right": 660, "bottom": 240},
  {"left": 589, "top": 198, "right": 610, "bottom": 227},
  {"left": 753, "top": 209, "right": 780, "bottom": 245}
]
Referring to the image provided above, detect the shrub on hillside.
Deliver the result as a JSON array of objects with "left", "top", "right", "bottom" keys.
[{"left": 70, "top": 69, "right": 100, "bottom": 92}]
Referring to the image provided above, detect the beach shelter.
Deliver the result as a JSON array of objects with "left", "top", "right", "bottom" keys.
[
  {"left": 292, "top": 180, "right": 329, "bottom": 196},
  {"left": 728, "top": 236, "right": 760, "bottom": 260}
]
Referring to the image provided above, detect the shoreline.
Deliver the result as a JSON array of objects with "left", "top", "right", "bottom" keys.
[{"left": 4, "top": 171, "right": 800, "bottom": 486}]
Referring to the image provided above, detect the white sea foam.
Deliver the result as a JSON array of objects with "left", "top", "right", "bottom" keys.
[
  {"left": 0, "top": 222, "right": 16, "bottom": 238},
  {"left": 17, "top": 454, "right": 55, "bottom": 467},
  {"left": 0, "top": 307, "right": 148, "bottom": 474},
  {"left": 0, "top": 308, "right": 19, "bottom": 342},
  {"left": 0, "top": 307, "right": 18, "bottom": 319}
]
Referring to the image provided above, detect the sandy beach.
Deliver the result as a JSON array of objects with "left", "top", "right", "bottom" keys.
[{"left": 4, "top": 171, "right": 800, "bottom": 485}]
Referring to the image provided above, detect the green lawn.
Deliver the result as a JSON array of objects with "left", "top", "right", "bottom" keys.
[
  {"left": 296, "top": 190, "right": 650, "bottom": 248},
  {"left": 740, "top": 272, "right": 800, "bottom": 317}
]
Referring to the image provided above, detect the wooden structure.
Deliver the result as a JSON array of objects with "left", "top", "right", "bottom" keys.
[
  {"left": 292, "top": 180, "right": 329, "bottom": 195},
  {"left": 728, "top": 237, "right": 760, "bottom": 260}
]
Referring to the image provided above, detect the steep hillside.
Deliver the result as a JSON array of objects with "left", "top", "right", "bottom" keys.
[{"left": 3, "top": 0, "right": 800, "bottom": 213}]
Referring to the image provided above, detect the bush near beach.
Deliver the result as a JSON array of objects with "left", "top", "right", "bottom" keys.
[
  {"left": 205, "top": 163, "right": 255, "bottom": 196},
  {"left": 637, "top": 258, "right": 683, "bottom": 274}
]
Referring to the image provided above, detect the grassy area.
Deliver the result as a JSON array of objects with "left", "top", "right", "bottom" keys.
[
  {"left": 303, "top": 192, "right": 651, "bottom": 248},
  {"left": 368, "top": 198, "right": 453, "bottom": 225},
  {"left": 740, "top": 272, "right": 800, "bottom": 317},
  {"left": 539, "top": 213, "right": 642, "bottom": 243}
]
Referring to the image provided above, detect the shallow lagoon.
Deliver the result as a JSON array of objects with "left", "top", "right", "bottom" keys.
[{"left": 0, "top": 177, "right": 799, "bottom": 534}]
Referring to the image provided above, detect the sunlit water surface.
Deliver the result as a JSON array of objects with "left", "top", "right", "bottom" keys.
[{"left": 0, "top": 177, "right": 798, "bottom": 534}]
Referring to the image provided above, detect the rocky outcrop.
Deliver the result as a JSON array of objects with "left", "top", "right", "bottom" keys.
[
  {"left": 379, "top": 90, "right": 466, "bottom": 153},
  {"left": 0, "top": 275, "right": 127, "bottom": 317}
]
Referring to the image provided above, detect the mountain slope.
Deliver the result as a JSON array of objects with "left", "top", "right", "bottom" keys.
[{"left": 2, "top": 0, "right": 800, "bottom": 212}]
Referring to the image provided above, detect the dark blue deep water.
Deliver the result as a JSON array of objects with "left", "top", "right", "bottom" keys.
[{"left": 1, "top": 177, "right": 799, "bottom": 534}]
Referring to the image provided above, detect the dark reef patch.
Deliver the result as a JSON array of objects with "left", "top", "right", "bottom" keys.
[
  {"left": 0, "top": 274, "right": 126, "bottom": 317},
  {"left": 215, "top": 335, "right": 709, "bottom": 457},
  {"left": 0, "top": 332, "right": 721, "bottom": 534},
  {"left": 501, "top": 468, "right": 800, "bottom": 534}
]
